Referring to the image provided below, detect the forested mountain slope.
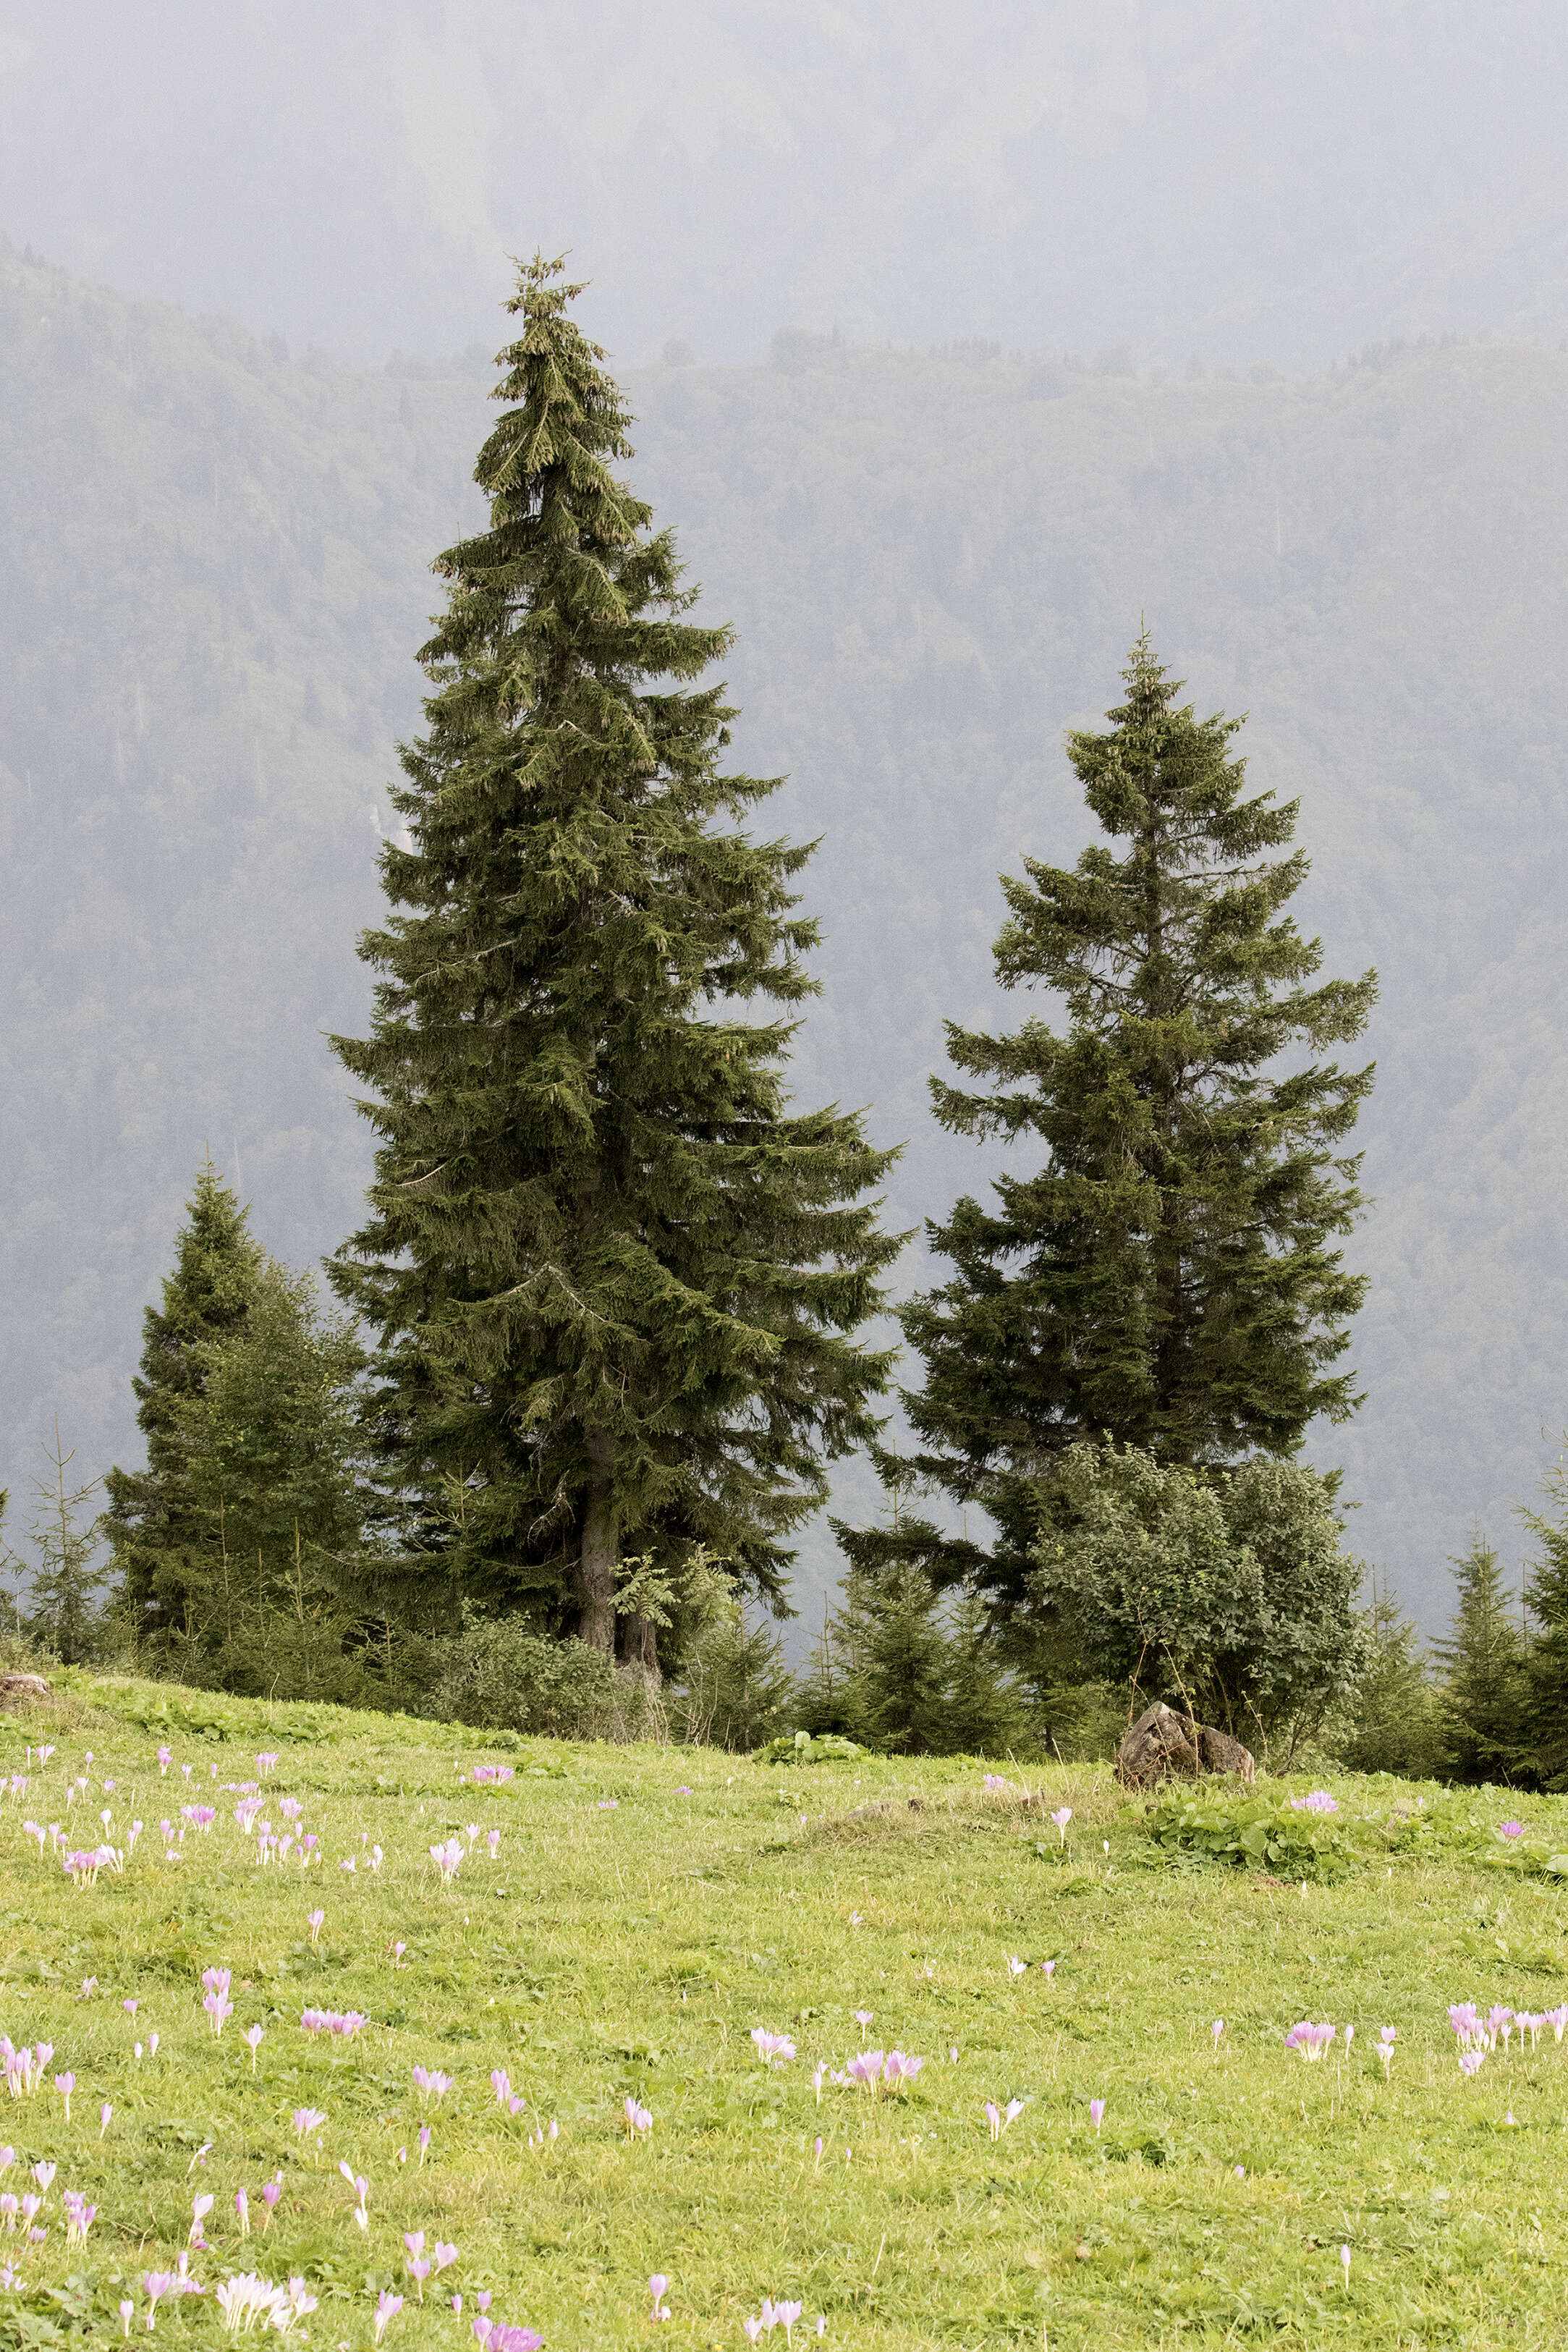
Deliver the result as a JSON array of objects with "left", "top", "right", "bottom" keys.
[{"left": 4, "top": 241, "right": 1566, "bottom": 1628}]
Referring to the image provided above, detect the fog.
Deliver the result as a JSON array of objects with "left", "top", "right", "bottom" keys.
[{"left": 4, "top": 2, "right": 1568, "bottom": 371}]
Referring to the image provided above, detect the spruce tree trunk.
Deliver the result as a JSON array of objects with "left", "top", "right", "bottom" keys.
[{"left": 577, "top": 1427, "right": 617, "bottom": 1653}]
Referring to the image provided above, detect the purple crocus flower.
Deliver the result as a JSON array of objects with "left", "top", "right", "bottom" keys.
[
  {"left": 1089, "top": 2098, "right": 1106, "bottom": 2133},
  {"left": 648, "top": 2272, "right": 671, "bottom": 2322},
  {"left": 1499, "top": 1820, "right": 1525, "bottom": 1838}
]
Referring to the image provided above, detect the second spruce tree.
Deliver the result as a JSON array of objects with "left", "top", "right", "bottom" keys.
[{"left": 842, "top": 634, "right": 1376, "bottom": 1615}]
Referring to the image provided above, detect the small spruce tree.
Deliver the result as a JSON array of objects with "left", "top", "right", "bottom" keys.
[
  {"left": 170, "top": 1261, "right": 368, "bottom": 1696},
  {"left": 1337, "top": 1573, "right": 1446, "bottom": 1779},
  {"left": 103, "top": 1164, "right": 264, "bottom": 1641},
  {"left": 22, "top": 1426, "right": 111, "bottom": 1664},
  {"left": 330, "top": 257, "right": 899, "bottom": 1672},
  {"left": 941, "top": 1590, "right": 1031, "bottom": 1757},
  {"left": 834, "top": 1557, "right": 952, "bottom": 1754},
  {"left": 1433, "top": 1526, "right": 1525, "bottom": 1782},
  {"left": 842, "top": 635, "right": 1376, "bottom": 1613}
]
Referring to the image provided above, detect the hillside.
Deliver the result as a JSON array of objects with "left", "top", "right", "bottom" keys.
[
  {"left": 4, "top": 243, "right": 1568, "bottom": 1629},
  {"left": 1, "top": 1672, "right": 1566, "bottom": 2345}
]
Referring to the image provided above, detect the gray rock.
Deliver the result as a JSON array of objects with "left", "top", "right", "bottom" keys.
[{"left": 1115, "top": 1701, "right": 1255, "bottom": 1788}]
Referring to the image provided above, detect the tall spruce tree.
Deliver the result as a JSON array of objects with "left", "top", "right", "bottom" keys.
[
  {"left": 841, "top": 636, "right": 1376, "bottom": 1612},
  {"left": 330, "top": 257, "right": 899, "bottom": 1672},
  {"left": 103, "top": 1164, "right": 264, "bottom": 1641}
]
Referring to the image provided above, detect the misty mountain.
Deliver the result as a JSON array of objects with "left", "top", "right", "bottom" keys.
[
  {"left": 3, "top": 240, "right": 1567, "bottom": 1634},
  {"left": 3, "top": 4, "right": 1568, "bottom": 373}
]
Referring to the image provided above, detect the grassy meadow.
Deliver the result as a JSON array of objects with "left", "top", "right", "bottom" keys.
[{"left": 1, "top": 1675, "right": 1566, "bottom": 2349}]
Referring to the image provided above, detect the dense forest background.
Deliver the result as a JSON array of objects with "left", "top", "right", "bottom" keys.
[{"left": 4, "top": 239, "right": 1567, "bottom": 1639}]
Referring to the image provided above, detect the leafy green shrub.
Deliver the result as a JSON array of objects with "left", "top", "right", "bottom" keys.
[
  {"left": 1143, "top": 1785, "right": 1349, "bottom": 1879},
  {"left": 1033, "top": 1446, "right": 1365, "bottom": 1759},
  {"left": 754, "top": 1730, "right": 865, "bottom": 1765},
  {"left": 429, "top": 1617, "right": 624, "bottom": 1740}
]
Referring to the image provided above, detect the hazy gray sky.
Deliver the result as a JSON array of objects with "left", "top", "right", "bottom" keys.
[{"left": 4, "top": 1, "right": 1567, "bottom": 369}]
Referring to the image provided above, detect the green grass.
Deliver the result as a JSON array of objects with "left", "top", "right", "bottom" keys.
[{"left": 3, "top": 1675, "right": 1567, "bottom": 2349}]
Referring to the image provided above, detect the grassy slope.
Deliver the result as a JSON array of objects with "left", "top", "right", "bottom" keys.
[{"left": 4, "top": 1676, "right": 1567, "bottom": 2349}]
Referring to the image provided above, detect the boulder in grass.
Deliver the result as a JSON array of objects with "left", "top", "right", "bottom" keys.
[
  {"left": 0, "top": 1675, "right": 50, "bottom": 1709},
  {"left": 1115, "top": 1701, "right": 1255, "bottom": 1788}
]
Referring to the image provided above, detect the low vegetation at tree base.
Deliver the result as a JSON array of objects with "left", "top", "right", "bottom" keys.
[{"left": 4, "top": 1678, "right": 1568, "bottom": 2349}]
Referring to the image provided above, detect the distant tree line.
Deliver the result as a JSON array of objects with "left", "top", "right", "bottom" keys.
[{"left": 13, "top": 255, "right": 1568, "bottom": 1781}]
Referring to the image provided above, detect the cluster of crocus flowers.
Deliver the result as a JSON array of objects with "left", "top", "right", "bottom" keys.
[
  {"left": 470, "top": 1765, "right": 514, "bottom": 1785},
  {"left": 1449, "top": 2003, "right": 1497, "bottom": 2054},
  {"left": 201, "top": 1968, "right": 233, "bottom": 2035},
  {"left": 0, "top": 2041, "right": 54, "bottom": 2098},
  {"left": 1289, "top": 1791, "right": 1339, "bottom": 1814},
  {"left": 489, "top": 2068, "right": 528, "bottom": 2120},
  {"left": 984, "top": 2097, "right": 1025, "bottom": 2140},
  {"left": 750, "top": 2029, "right": 797, "bottom": 2067},
  {"left": 213, "top": 2272, "right": 316, "bottom": 2335},
  {"left": 743, "top": 2298, "right": 804, "bottom": 2343},
  {"left": 141, "top": 2257, "right": 204, "bottom": 2327},
  {"left": 472, "top": 2318, "right": 543, "bottom": 2352},
  {"left": 299, "top": 2008, "right": 368, "bottom": 2039},
  {"left": 623, "top": 2097, "right": 653, "bottom": 2139},
  {"left": 1284, "top": 2021, "right": 1336, "bottom": 2060},
  {"left": 1377, "top": 2026, "right": 1397, "bottom": 2076},
  {"left": 412, "top": 2067, "right": 454, "bottom": 2103},
  {"left": 62, "top": 2189, "right": 95, "bottom": 2246},
  {"left": 430, "top": 1840, "right": 463, "bottom": 1886},
  {"left": 841, "top": 2049, "right": 923, "bottom": 2098},
  {"left": 61, "top": 1845, "right": 118, "bottom": 1886},
  {"left": 402, "top": 2231, "right": 459, "bottom": 2298}
]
